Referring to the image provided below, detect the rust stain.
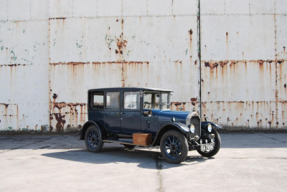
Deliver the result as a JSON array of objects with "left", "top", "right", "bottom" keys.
[
  {"left": 49, "top": 17, "right": 66, "bottom": 20},
  {"left": 190, "top": 98, "right": 197, "bottom": 106},
  {"left": 0, "top": 64, "right": 29, "bottom": 67},
  {"left": 226, "top": 32, "right": 229, "bottom": 57},
  {"left": 229, "top": 61, "right": 238, "bottom": 66},
  {"left": 50, "top": 62, "right": 89, "bottom": 66},
  {"left": 121, "top": 62, "right": 125, "bottom": 87},
  {"left": 219, "top": 60, "right": 228, "bottom": 67},
  {"left": 0, "top": 103, "right": 19, "bottom": 130},
  {"left": 203, "top": 59, "right": 286, "bottom": 69},
  {"left": 54, "top": 113, "right": 66, "bottom": 132},
  {"left": 50, "top": 99, "right": 87, "bottom": 132},
  {"left": 258, "top": 60, "right": 264, "bottom": 65},
  {"left": 0, "top": 103, "right": 9, "bottom": 108},
  {"left": 16, "top": 104, "right": 19, "bottom": 129},
  {"left": 189, "top": 29, "right": 193, "bottom": 63},
  {"left": 174, "top": 60, "right": 183, "bottom": 65},
  {"left": 52, "top": 93, "right": 57, "bottom": 102},
  {"left": 51, "top": 61, "right": 149, "bottom": 66},
  {"left": 204, "top": 61, "right": 219, "bottom": 69},
  {"left": 116, "top": 36, "right": 127, "bottom": 55}
]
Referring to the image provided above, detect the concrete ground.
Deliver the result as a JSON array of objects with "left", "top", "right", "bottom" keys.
[{"left": 0, "top": 133, "right": 286, "bottom": 192}]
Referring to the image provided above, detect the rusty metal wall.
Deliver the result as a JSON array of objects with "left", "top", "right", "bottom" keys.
[
  {"left": 0, "top": 0, "right": 49, "bottom": 131},
  {"left": 0, "top": 0, "right": 286, "bottom": 131},
  {"left": 200, "top": 0, "right": 287, "bottom": 129}
]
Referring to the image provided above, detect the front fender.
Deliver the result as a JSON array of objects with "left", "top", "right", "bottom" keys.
[
  {"left": 169, "top": 122, "right": 190, "bottom": 133},
  {"left": 201, "top": 121, "right": 223, "bottom": 129},
  {"left": 152, "top": 122, "right": 190, "bottom": 146}
]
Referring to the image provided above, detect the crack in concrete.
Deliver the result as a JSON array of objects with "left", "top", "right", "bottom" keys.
[
  {"left": 259, "top": 134, "right": 287, "bottom": 143},
  {"left": 0, "top": 138, "right": 53, "bottom": 154},
  {"left": 155, "top": 155, "right": 164, "bottom": 192}
]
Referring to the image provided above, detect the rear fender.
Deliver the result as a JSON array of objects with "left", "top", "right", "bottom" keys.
[{"left": 79, "top": 121, "right": 102, "bottom": 140}]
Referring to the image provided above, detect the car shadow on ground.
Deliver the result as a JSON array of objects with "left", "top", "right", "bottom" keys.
[{"left": 42, "top": 145, "right": 209, "bottom": 169}]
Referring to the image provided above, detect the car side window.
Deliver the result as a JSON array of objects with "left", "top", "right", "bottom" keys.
[
  {"left": 144, "top": 93, "right": 160, "bottom": 109},
  {"left": 143, "top": 93, "right": 152, "bottom": 109},
  {"left": 92, "top": 92, "right": 104, "bottom": 109},
  {"left": 124, "top": 92, "right": 140, "bottom": 110},
  {"left": 106, "top": 92, "right": 120, "bottom": 109}
]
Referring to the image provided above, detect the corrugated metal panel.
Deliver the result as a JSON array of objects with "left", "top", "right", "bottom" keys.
[{"left": 0, "top": 0, "right": 286, "bottom": 131}]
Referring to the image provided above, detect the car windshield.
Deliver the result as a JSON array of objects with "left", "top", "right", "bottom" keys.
[{"left": 143, "top": 92, "right": 171, "bottom": 110}]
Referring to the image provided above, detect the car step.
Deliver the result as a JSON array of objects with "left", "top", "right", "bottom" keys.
[{"left": 103, "top": 139, "right": 136, "bottom": 146}]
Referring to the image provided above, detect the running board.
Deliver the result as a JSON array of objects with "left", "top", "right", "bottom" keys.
[
  {"left": 103, "top": 139, "right": 152, "bottom": 147},
  {"left": 103, "top": 139, "right": 136, "bottom": 146}
]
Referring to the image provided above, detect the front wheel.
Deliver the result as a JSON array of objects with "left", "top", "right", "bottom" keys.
[
  {"left": 85, "top": 125, "right": 103, "bottom": 152},
  {"left": 196, "top": 128, "right": 221, "bottom": 157},
  {"left": 160, "top": 130, "right": 188, "bottom": 164}
]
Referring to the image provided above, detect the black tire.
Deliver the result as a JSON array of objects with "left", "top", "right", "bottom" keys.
[
  {"left": 196, "top": 128, "right": 221, "bottom": 157},
  {"left": 160, "top": 130, "right": 188, "bottom": 164},
  {"left": 123, "top": 144, "right": 135, "bottom": 150},
  {"left": 85, "top": 125, "right": 103, "bottom": 152}
]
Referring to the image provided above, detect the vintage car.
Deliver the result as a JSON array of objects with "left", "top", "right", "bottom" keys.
[{"left": 79, "top": 87, "right": 222, "bottom": 164}]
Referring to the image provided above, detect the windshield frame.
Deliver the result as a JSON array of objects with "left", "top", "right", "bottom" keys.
[{"left": 143, "top": 91, "right": 172, "bottom": 110}]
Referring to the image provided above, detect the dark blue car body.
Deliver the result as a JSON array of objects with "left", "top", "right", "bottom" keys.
[{"left": 80, "top": 87, "right": 222, "bottom": 163}]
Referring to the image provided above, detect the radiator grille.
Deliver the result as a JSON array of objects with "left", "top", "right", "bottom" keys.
[{"left": 190, "top": 116, "right": 201, "bottom": 137}]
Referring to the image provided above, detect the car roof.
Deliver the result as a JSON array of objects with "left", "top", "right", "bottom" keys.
[{"left": 88, "top": 87, "right": 173, "bottom": 93}]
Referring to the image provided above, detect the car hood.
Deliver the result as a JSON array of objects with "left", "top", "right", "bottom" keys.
[{"left": 150, "top": 109, "right": 189, "bottom": 120}]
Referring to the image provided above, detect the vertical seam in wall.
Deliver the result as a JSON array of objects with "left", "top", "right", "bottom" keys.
[
  {"left": 29, "top": 0, "right": 31, "bottom": 20},
  {"left": 197, "top": 0, "right": 202, "bottom": 117},
  {"left": 48, "top": 1, "right": 52, "bottom": 131},
  {"left": 171, "top": 0, "right": 174, "bottom": 16},
  {"left": 274, "top": 0, "right": 278, "bottom": 128},
  {"left": 6, "top": 0, "right": 9, "bottom": 21}
]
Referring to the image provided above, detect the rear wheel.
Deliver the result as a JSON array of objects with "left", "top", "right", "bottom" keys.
[
  {"left": 160, "top": 130, "right": 188, "bottom": 164},
  {"left": 85, "top": 125, "right": 103, "bottom": 152}
]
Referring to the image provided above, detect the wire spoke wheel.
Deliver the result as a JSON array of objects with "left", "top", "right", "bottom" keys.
[
  {"left": 160, "top": 130, "right": 188, "bottom": 164},
  {"left": 85, "top": 125, "right": 103, "bottom": 152},
  {"left": 88, "top": 130, "right": 99, "bottom": 148},
  {"left": 164, "top": 135, "right": 183, "bottom": 160}
]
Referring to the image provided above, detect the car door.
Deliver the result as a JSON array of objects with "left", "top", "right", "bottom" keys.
[
  {"left": 104, "top": 91, "right": 121, "bottom": 133},
  {"left": 120, "top": 91, "right": 142, "bottom": 134},
  {"left": 141, "top": 92, "right": 159, "bottom": 135}
]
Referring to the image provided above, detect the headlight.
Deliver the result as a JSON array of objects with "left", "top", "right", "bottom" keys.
[
  {"left": 207, "top": 123, "right": 212, "bottom": 132},
  {"left": 190, "top": 124, "right": 195, "bottom": 133}
]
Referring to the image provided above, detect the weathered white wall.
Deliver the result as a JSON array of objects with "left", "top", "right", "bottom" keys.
[
  {"left": 0, "top": 0, "right": 286, "bottom": 131},
  {"left": 201, "top": 0, "right": 287, "bottom": 129},
  {"left": 0, "top": 0, "right": 49, "bottom": 131}
]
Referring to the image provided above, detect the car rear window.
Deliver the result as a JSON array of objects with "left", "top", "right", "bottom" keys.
[{"left": 92, "top": 92, "right": 104, "bottom": 109}]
